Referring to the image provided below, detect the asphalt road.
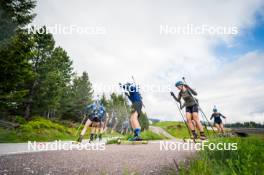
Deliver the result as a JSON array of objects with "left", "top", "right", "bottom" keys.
[{"left": 0, "top": 140, "right": 195, "bottom": 175}]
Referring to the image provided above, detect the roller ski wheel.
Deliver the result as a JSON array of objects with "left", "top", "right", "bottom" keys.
[
  {"left": 118, "top": 140, "right": 148, "bottom": 145},
  {"left": 72, "top": 141, "right": 81, "bottom": 144},
  {"left": 183, "top": 138, "right": 200, "bottom": 143},
  {"left": 117, "top": 138, "right": 122, "bottom": 145},
  {"left": 117, "top": 137, "right": 148, "bottom": 145}
]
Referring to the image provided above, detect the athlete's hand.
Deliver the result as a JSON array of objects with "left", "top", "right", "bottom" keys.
[{"left": 170, "top": 92, "right": 175, "bottom": 97}]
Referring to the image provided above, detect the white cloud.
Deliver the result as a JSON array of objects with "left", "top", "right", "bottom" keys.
[{"left": 33, "top": 0, "right": 264, "bottom": 123}]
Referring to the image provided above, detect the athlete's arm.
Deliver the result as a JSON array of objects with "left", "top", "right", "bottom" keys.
[
  {"left": 176, "top": 92, "right": 183, "bottom": 108},
  {"left": 210, "top": 114, "right": 214, "bottom": 120},
  {"left": 170, "top": 92, "right": 180, "bottom": 102},
  {"left": 220, "top": 113, "right": 226, "bottom": 119},
  {"left": 187, "top": 85, "right": 198, "bottom": 96}
]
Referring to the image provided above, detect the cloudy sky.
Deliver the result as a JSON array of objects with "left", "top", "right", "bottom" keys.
[{"left": 32, "top": 0, "right": 264, "bottom": 123}]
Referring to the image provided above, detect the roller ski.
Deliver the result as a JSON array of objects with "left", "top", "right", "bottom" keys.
[
  {"left": 72, "top": 135, "right": 83, "bottom": 144},
  {"left": 183, "top": 132, "right": 198, "bottom": 143},
  {"left": 117, "top": 137, "right": 148, "bottom": 145},
  {"left": 183, "top": 137, "right": 208, "bottom": 143},
  {"left": 182, "top": 132, "right": 205, "bottom": 143}
]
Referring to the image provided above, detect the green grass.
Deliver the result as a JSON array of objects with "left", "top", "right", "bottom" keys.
[
  {"left": 153, "top": 121, "right": 214, "bottom": 139},
  {"left": 153, "top": 121, "right": 190, "bottom": 138},
  {"left": 0, "top": 117, "right": 168, "bottom": 143},
  {"left": 160, "top": 136, "right": 264, "bottom": 175},
  {"left": 0, "top": 117, "right": 91, "bottom": 143},
  {"left": 141, "top": 130, "right": 168, "bottom": 140}
]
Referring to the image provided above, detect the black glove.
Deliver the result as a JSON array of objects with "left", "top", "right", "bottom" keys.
[{"left": 170, "top": 92, "right": 175, "bottom": 97}]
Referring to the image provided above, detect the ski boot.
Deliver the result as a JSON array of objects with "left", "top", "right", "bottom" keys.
[
  {"left": 89, "top": 133, "right": 94, "bottom": 143},
  {"left": 192, "top": 132, "right": 198, "bottom": 140},
  {"left": 99, "top": 134, "right": 102, "bottom": 141},
  {"left": 77, "top": 135, "right": 83, "bottom": 143},
  {"left": 129, "top": 136, "right": 143, "bottom": 141},
  {"left": 200, "top": 132, "right": 207, "bottom": 140}
]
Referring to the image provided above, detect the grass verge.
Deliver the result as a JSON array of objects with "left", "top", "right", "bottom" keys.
[
  {"left": 153, "top": 121, "right": 214, "bottom": 139},
  {"left": 0, "top": 117, "right": 91, "bottom": 143},
  {"left": 160, "top": 136, "right": 264, "bottom": 175}
]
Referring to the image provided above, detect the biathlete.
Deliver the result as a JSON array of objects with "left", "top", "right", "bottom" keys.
[
  {"left": 76, "top": 100, "right": 107, "bottom": 143},
  {"left": 92, "top": 112, "right": 109, "bottom": 142},
  {"left": 171, "top": 81, "right": 206, "bottom": 140},
  {"left": 120, "top": 83, "right": 143, "bottom": 141},
  {"left": 210, "top": 107, "right": 226, "bottom": 134}
]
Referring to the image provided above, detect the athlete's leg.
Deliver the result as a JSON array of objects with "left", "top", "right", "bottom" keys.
[
  {"left": 192, "top": 112, "right": 204, "bottom": 132},
  {"left": 130, "top": 111, "right": 140, "bottom": 129},
  {"left": 192, "top": 112, "right": 207, "bottom": 139},
  {"left": 77, "top": 119, "right": 92, "bottom": 142},
  {"left": 95, "top": 122, "right": 101, "bottom": 140},
  {"left": 192, "top": 120, "right": 197, "bottom": 131},
  {"left": 129, "top": 102, "right": 143, "bottom": 141},
  {"left": 89, "top": 125, "right": 97, "bottom": 142},
  {"left": 215, "top": 123, "right": 221, "bottom": 133},
  {"left": 219, "top": 123, "right": 225, "bottom": 133},
  {"left": 186, "top": 112, "right": 198, "bottom": 139},
  {"left": 130, "top": 110, "right": 142, "bottom": 140},
  {"left": 98, "top": 122, "right": 104, "bottom": 141},
  {"left": 94, "top": 127, "right": 99, "bottom": 140},
  {"left": 186, "top": 112, "right": 195, "bottom": 130}
]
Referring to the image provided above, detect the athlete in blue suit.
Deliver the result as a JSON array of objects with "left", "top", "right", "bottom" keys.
[
  {"left": 121, "top": 83, "right": 144, "bottom": 141},
  {"left": 77, "top": 100, "right": 108, "bottom": 143}
]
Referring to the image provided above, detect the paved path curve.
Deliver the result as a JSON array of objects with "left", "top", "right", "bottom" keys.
[{"left": 149, "top": 126, "right": 176, "bottom": 139}]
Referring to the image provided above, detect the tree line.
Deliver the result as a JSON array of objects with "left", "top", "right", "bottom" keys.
[
  {"left": 0, "top": 0, "right": 149, "bottom": 130},
  {"left": 225, "top": 121, "right": 264, "bottom": 128}
]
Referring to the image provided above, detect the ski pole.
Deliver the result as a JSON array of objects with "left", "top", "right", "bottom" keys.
[
  {"left": 182, "top": 77, "right": 216, "bottom": 135},
  {"left": 171, "top": 93, "right": 193, "bottom": 139}
]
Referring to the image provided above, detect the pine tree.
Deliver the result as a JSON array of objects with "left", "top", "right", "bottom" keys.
[
  {"left": 61, "top": 72, "right": 93, "bottom": 121},
  {"left": 0, "top": 0, "right": 36, "bottom": 45},
  {"left": 0, "top": 0, "right": 36, "bottom": 118}
]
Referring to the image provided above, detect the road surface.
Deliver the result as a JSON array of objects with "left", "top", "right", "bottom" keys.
[{"left": 0, "top": 140, "right": 196, "bottom": 175}]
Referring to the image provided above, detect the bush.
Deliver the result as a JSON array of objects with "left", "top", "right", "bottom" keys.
[{"left": 14, "top": 116, "right": 26, "bottom": 124}]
